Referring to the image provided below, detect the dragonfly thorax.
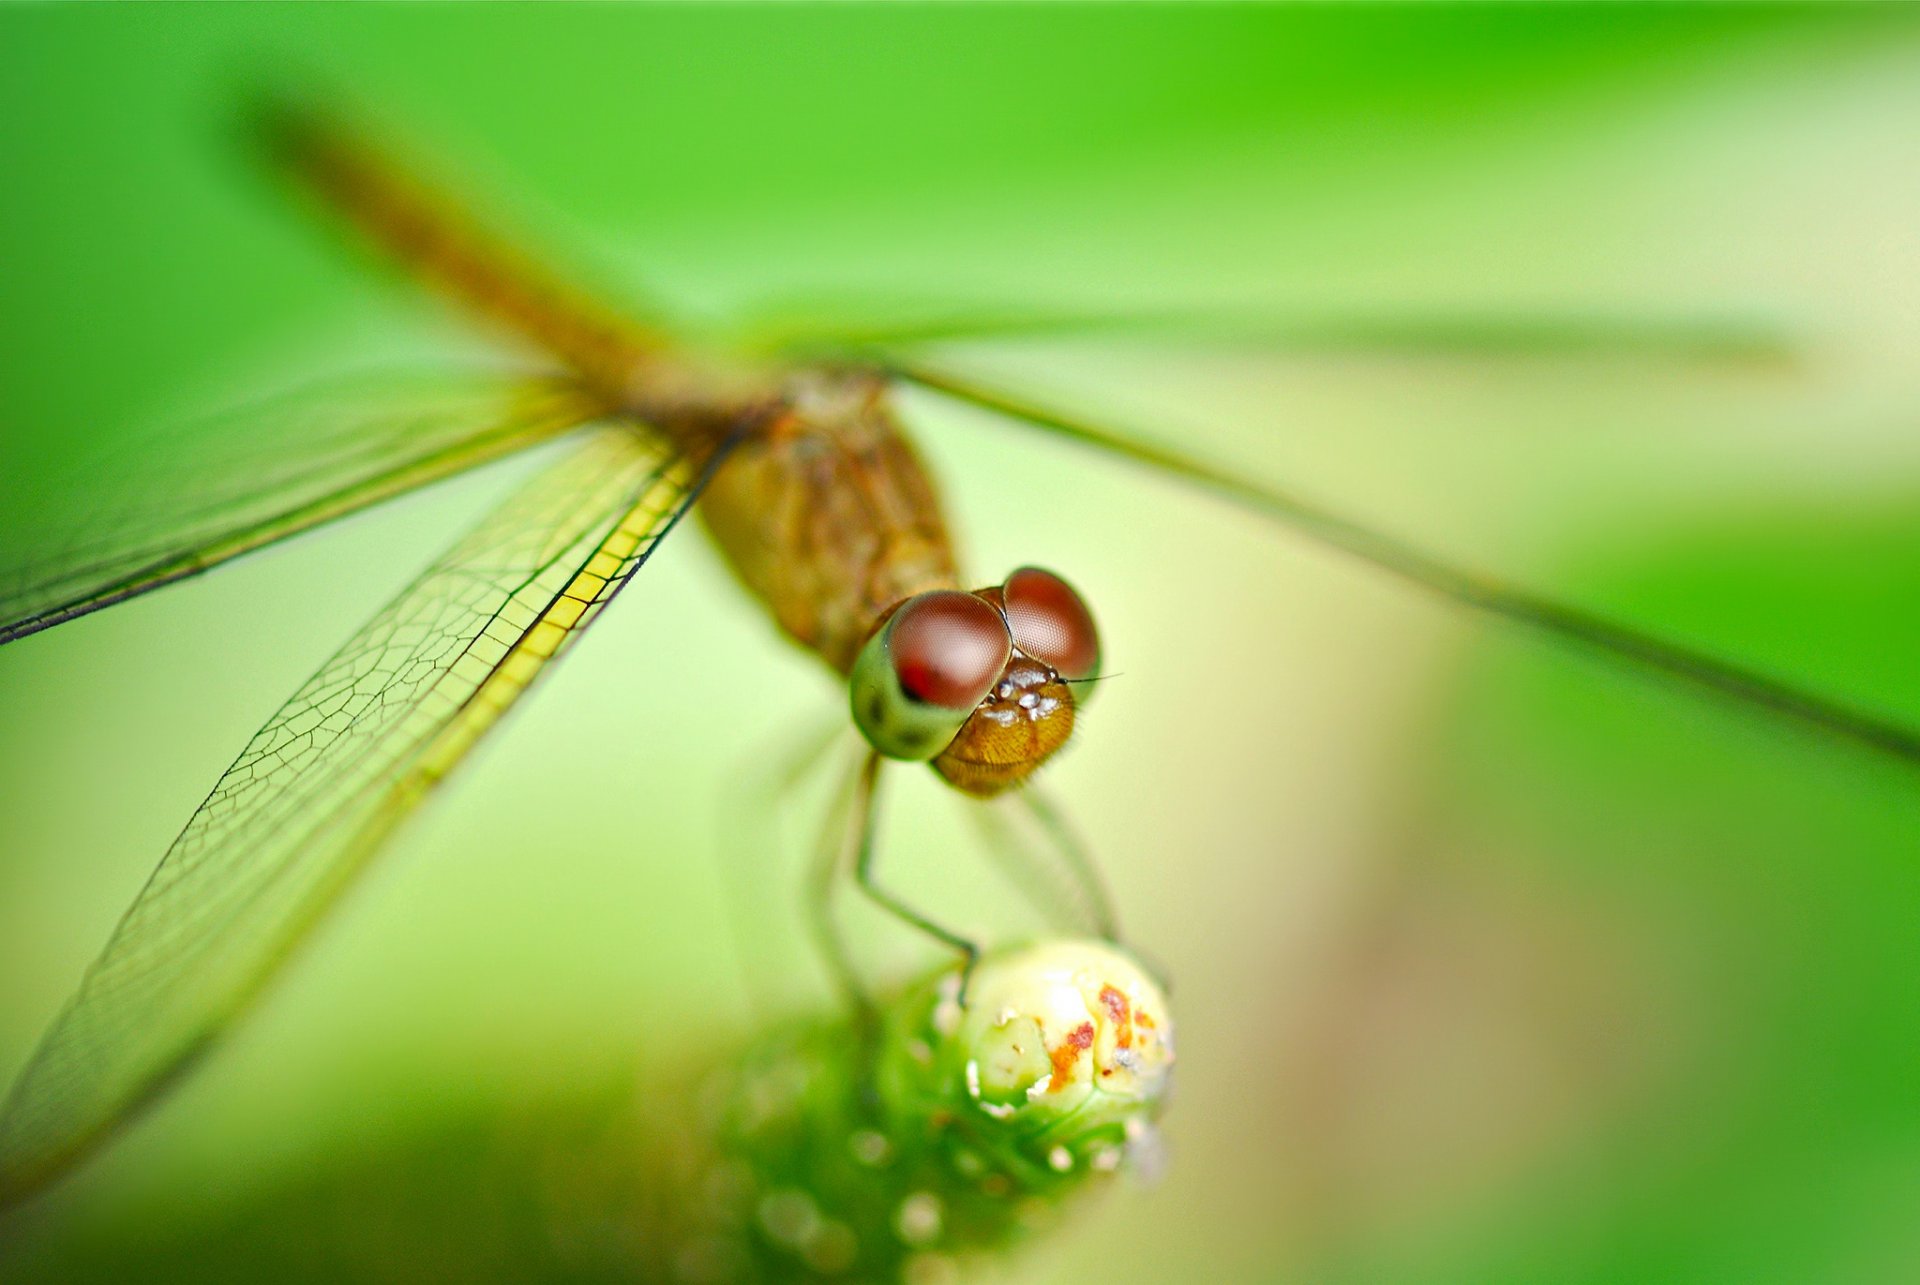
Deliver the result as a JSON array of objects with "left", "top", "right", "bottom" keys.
[
  {"left": 681, "top": 360, "right": 1102, "bottom": 795},
  {"left": 691, "top": 367, "right": 959, "bottom": 675}
]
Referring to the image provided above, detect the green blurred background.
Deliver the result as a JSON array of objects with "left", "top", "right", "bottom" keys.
[{"left": 5, "top": 4, "right": 1920, "bottom": 1280}]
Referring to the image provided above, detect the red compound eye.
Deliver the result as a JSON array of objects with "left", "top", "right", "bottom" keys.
[
  {"left": 888, "top": 591, "right": 1012, "bottom": 710},
  {"left": 1003, "top": 567, "right": 1099, "bottom": 680}
]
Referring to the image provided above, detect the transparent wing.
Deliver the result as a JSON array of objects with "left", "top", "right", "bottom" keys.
[
  {"left": 743, "top": 296, "right": 1794, "bottom": 368},
  {"left": 0, "top": 422, "right": 708, "bottom": 1205},
  {"left": 886, "top": 358, "right": 1920, "bottom": 770},
  {"left": 0, "top": 369, "right": 605, "bottom": 645}
]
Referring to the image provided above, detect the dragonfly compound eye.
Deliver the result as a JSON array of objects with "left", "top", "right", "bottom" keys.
[
  {"left": 1003, "top": 566, "right": 1100, "bottom": 682},
  {"left": 851, "top": 590, "right": 1012, "bottom": 760}
]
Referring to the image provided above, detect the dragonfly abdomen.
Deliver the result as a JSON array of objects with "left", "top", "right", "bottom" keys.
[{"left": 256, "top": 94, "right": 658, "bottom": 403}]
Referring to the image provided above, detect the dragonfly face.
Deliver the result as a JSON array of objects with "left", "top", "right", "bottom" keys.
[{"left": 850, "top": 567, "right": 1100, "bottom": 795}]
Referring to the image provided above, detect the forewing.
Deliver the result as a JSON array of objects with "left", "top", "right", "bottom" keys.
[
  {"left": 0, "top": 369, "right": 604, "bottom": 644},
  {"left": 885, "top": 358, "right": 1920, "bottom": 771},
  {"left": 747, "top": 297, "right": 1793, "bottom": 368},
  {"left": 0, "top": 422, "right": 701, "bottom": 1204}
]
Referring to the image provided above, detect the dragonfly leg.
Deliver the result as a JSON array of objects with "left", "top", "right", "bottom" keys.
[
  {"left": 1021, "top": 789, "right": 1122, "bottom": 941},
  {"left": 719, "top": 714, "right": 851, "bottom": 1018},
  {"left": 966, "top": 788, "right": 1121, "bottom": 942},
  {"left": 805, "top": 747, "right": 880, "bottom": 1022},
  {"left": 848, "top": 751, "right": 984, "bottom": 1005},
  {"left": 967, "top": 791, "right": 1177, "bottom": 994}
]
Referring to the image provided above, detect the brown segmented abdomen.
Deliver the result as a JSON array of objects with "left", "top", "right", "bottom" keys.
[{"left": 258, "top": 96, "right": 659, "bottom": 406}]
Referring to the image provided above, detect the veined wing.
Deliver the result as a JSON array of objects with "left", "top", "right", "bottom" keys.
[
  {"left": 0, "top": 369, "right": 605, "bottom": 645},
  {"left": 885, "top": 359, "right": 1920, "bottom": 770},
  {"left": 746, "top": 297, "right": 1794, "bottom": 368},
  {"left": 0, "top": 421, "right": 710, "bottom": 1206}
]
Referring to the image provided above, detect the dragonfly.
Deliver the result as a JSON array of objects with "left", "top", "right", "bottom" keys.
[{"left": 3, "top": 91, "right": 1918, "bottom": 1212}]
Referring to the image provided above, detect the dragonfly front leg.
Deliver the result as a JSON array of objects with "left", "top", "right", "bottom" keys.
[
  {"left": 842, "top": 752, "right": 984, "bottom": 1007},
  {"left": 805, "top": 745, "right": 878, "bottom": 1022},
  {"left": 719, "top": 714, "right": 851, "bottom": 1018}
]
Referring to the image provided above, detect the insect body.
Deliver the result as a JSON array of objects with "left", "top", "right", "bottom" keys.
[
  {"left": 0, "top": 96, "right": 1106, "bottom": 1205},
  {"left": 276, "top": 96, "right": 1094, "bottom": 793}
]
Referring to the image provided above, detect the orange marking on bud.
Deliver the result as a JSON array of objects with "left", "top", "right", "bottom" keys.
[
  {"left": 1049, "top": 1021, "right": 1096, "bottom": 1092},
  {"left": 1099, "top": 984, "right": 1134, "bottom": 1050}
]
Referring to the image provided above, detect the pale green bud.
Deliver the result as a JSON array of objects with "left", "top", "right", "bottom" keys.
[{"left": 881, "top": 938, "right": 1175, "bottom": 1181}]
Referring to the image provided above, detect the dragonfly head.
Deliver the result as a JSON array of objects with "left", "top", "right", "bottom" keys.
[{"left": 851, "top": 567, "right": 1100, "bottom": 796}]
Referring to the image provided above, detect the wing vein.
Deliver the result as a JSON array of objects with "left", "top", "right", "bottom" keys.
[
  {"left": 0, "top": 421, "right": 708, "bottom": 1205},
  {"left": 892, "top": 360, "right": 1920, "bottom": 769},
  {"left": 1, "top": 373, "right": 603, "bottom": 645}
]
